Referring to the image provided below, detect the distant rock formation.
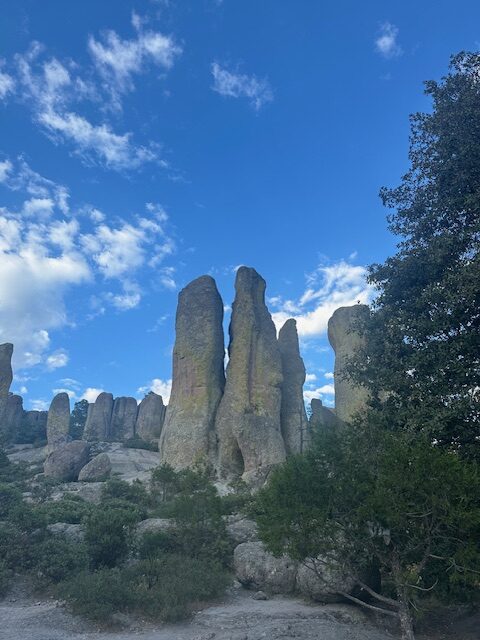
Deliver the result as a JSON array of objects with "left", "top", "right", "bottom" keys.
[
  {"left": 278, "top": 319, "right": 308, "bottom": 455},
  {"left": 110, "top": 396, "right": 137, "bottom": 441},
  {"left": 327, "top": 305, "right": 370, "bottom": 423},
  {"left": 4, "top": 394, "right": 24, "bottom": 441},
  {"left": 0, "top": 343, "right": 13, "bottom": 436},
  {"left": 309, "top": 398, "right": 342, "bottom": 433},
  {"left": 215, "top": 267, "right": 286, "bottom": 484},
  {"left": 159, "top": 275, "right": 225, "bottom": 469},
  {"left": 23, "top": 410, "right": 48, "bottom": 436},
  {"left": 135, "top": 392, "right": 165, "bottom": 443},
  {"left": 83, "top": 392, "right": 114, "bottom": 441},
  {"left": 46, "top": 392, "right": 71, "bottom": 449}
]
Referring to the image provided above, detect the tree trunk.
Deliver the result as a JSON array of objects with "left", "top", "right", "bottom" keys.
[{"left": 398, "top": 599, "right": 415, "bottom": 640}]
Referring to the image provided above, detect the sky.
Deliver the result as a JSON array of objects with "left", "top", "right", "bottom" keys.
[{"left": 0, "top": 0, "right": 478, "bottom": 412}]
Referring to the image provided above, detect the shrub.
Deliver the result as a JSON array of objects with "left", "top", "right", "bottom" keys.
[
  {"left": 38, "top": 496, "right": 93, "bottom": 525},
  {"left": 32, "top": 537, "right": 88, "bottom": 587},
  {"left": 0, "top": 483, "right": 23, "bottom": 517},
  {"left": 101, "top": 478, "right": 150, "bottom": 507},
  {"left": 84, "top": 507, "right": 138, "bottom": 569},
  {"left": 0, "top": 560, "right": 11, "bottom": 598},
  {"left": 123, "top": 437, "right": 158, "bottom": 452}
]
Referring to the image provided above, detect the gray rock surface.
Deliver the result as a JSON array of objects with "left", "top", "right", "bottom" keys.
[
  {"left": 110, "top": 397, "right": 138, "bottom": 441},
  {"left": 296, "top": 557, "right": 356, "bottom": 603},
  {"left": 309, "top": 398, "right": 343, "bottom": 434},
  {"left": 0, "top": 343, "right": 13, "bottom": 436},
  {"left": 78, "top": 452, "right": 111, "bottom": 482},
  {"left": 136, "top": 518, "right": 175, "bottom": 537},
  {"left": 234, "top": 541, "right": 298, "bottom": 594},
  {"left": 159, "top": 275, "right": 225, "bottom": 469},
  {"left": 226, "top": 515, "right": 258, "bottom": 545},
  {"left": 83, "top": 392, "right": 114, "bottom": 441},
  {"left": 215, "top": 267, "right": 286, "bottom": 485},
  {"left": 47, "top": 522, "right": 85, "bottom": 543},
  {"left": 327, "top": 305, "right": 370, "bottom": 423},
  {"left": 135, "top": 392, "right": 165, "bottom": 443},
  {"left": 44, "top": 440, "right": 90, "bottom": 481},
  {"left": 46, "top": 393, "right": 71, "bottom": 449},
  {"left": 23, "top": 410, "right": 48, "bottom": 437},
  {"left": 278, "top": 319, "right": 309, "bottom": 454},
  {"left": 4, "top": 394, "right": 24, "bottom": 441}
]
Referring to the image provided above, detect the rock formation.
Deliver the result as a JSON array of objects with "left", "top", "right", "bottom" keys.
[
  {"left": 278, "top": 319, "right": 308, "bottom": 454},
  {"left": 309, "top": 398, "right": 342, "bottom": 433},
  {"left": 23, "top": 410, "right": 48, "bottom": 439},
  {"left": 3, "top": 394, "right": 23, "bottom": 440},
  {"left": 44, "top": 440, "right": 90, "bottom": 481},
  {"left": 327, "top": 304, "right": 370, "bottom": 423},
  {"left": 46, "top": 392, "right": 71, "bottom": 449},
  {"left": 78, "top": 452, "right": 112, "bottom": 482},
  {"left": 0, "top": 343, "right": 13, "bottom": 435},
  {"left": 135, "top": 392, "right": 165, "bottom": 443},
  {"left": 83, "top": 392, "right": 114, "bottom": 441},
  {"left": 110, "top": 396, "right": 137, "bottom": 441},
  {"left": 215, "top": 267, "right": 286, "bottom": 484},
  {"left": 159, "top": 275, "right": 225, "bottom": 469}
]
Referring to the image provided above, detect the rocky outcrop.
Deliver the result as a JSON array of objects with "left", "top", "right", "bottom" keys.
[
  {"left": 3, "top": 394, "right": 23, "bottom": 440},
  {"left": 44, "top": 440, "right": 90, "bottom": 481},
  {"left": 215, "top": 267, "right": 286, "bottom": 484},
  {"left": 327, "top": 305, "right": 370, "bottom": 423},
  {"left": 278, "top": 319, "right": 308, "bottom": 454},
  {"left": 0, "top": 343, "right": 13, "bottom": 436},
  {"left": 46, "top": 392, "right": 71, "bottom": 449},
  {"left": 83, "top": 392, "right": 114, "bottom": 441},
  {"left": 309, "top": 398, "right": 342, "bottom": 434},
  {"left": 110, "top": 397, "right": 137, "bottom": 441},
  {"left": 226, "top": 515, "right": 258, "bottom": 545},
  {"left": 23, "top": 410, "right": 48, "bottom": 434},
  {"left": 78, "top": 452, "right": 111, "bottom": 482},
  {"left": 296, "top": 557, "right": 356, "bottom": 603},
  {"left": 159, "top": 275, "right": 225, "bottom": 469},
  {"left": 135, "top": 392, "right": 166, "bottom": 443},
  {"left": 234, "top": 541, "right": 297, "bottom": 594}
]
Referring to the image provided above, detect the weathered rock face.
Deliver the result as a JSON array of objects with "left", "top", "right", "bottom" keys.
[
  {"left": 3, "top": 394, "right": 24, "bottom": 440},
  {"left": 83, "top": 392, "right": 114, "bottom": 441},
  {"left": 296, "top": 557, "right": 356, "bottom": 603},
  {"left": 309, "top": 398, "right": 343, "bottom": 434},
  {"left": 327, "top": 305, "right": 370, "bottom": 423},
  {"left": 234, "top": 541, "right": 298, "bottom": 594},
  {"left": 135, "top": 392, "right": 166, "bottom": 443},
  {"left": 278, "top": 319, "right": 308, "bottom": 455},
  {"left": 46, "top": 392, "right": 71, "bottom": 449},
  {"left": 110, "top": 397, "right": 137, "bottom": 441},
  {"left": 78, "top": 452, "right": 111, "bottom": 482},
  {"left": 0, "top": 343, "right": 13, "bottom": 436},
  {"left": 159, "top": 275, "right": 225, "bottom": 469},
  {"left": 24, "top": 410, "right": 48, "bottom": 433},
  {"left": 215, "top": 267, "right": 286, "bottom": 484},
  {"left": 44, "top": 440, "right": 90, "bottom": 481}
]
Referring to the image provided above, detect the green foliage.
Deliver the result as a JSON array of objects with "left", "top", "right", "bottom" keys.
[
  {"left": 33, "top": 538, "right": 88, "bottom": 587},
  {"left": 0, "top": 560, "right": 11, "bottom": 597},
  {"left": 101, "top": 478, "right": 150, "bottom": 507},
  {"left": 0, "top": 449, "right": 30, "bottom": 484},
  {"left": 0, "top": 482, "right": 23, "bottom": 517},
  {"left": 37, "top": 496, "right": 93, "bottom": 524},
  {"left": 69, "top": 400, "right": 89, "bottom": 440},
  {"left": 84, "top": 507, "right": 138, "bottom": 569},
  {"left": 123, "top": 437, "right": 158, "bottom": 451},
  {"left": 15, "top": 416, "right": 47, "bottom": 445},
  {"left": 349, "top": 52, "right": 480, "bottom": 459}
]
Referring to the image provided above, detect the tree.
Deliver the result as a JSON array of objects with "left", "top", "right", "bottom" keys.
[
  {"left": 349, "top": 52, "right": 480, "bottom": 458},
  {"left": 69, "top": 399, "right": 89, "bottom": 440},
  {"left": 253, "top": 428, "right": 480, "bottom": 640}
]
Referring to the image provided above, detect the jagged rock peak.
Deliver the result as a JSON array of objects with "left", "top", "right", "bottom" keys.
[
  {"left": 46, "top": 392, "right": 71, "bottom": 449},
  {"left": 278, "top": 319, "right": 308, "bottom": 455},
  {"left": 215, "top": 266, "right": 286, "bottom": 485},
  {"left": 159, "top": 275, "right": 225, "bottom": 469}
]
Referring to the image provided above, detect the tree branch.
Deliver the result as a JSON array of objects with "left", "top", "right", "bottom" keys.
[
  {"left": 357, "top": 580, "right": 399, "bottom": 607},
  {"left": 336, "top": 591, "right": 399, "bottom": 618}
]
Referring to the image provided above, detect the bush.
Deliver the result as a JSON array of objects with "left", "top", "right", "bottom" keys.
[
  {"left": 84, "top": 507, "right": 138, "bottom": 569},
  {"left": 0, "top": 483, "right": 23, "bottom": 517},
  {"left": 38, "top": 496, "right": 93, "bottom": 525},
  {"left": 0, "top": 560, "right": 11, "bottom": 598},
  {"left": 32, "top": 537, "right": 88, "bottom": 587},
  {"left": 101, "top": 478, "right": 150, "bottom": 507},
  {"left": 123, "top": 437, "right": 158, "bottom": 452}
]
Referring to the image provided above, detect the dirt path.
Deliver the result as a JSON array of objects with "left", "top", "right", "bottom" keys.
[{"left": 0, "top": 585, "right": 396, "bottom": 640}]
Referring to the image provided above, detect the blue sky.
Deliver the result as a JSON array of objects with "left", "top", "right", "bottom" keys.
[{"left": 0, "top": 0, "right": 478, "bottom": 411}]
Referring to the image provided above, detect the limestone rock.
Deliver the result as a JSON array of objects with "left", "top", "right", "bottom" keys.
[
  {"left": 234, "top": 541, "right": 297, "bottom": 594},
  {"left": 296, "top": 557, "right": 356, "bottom": 603},
  {"left": 278, "top": 319, "right": 309, "bottom": 454},
  {"left": 110, "top": 397, "right": 138, "bottom": 441},
  {"left": 44, "top": 440, "right": 90, "bottom": 481},
  {"left": 83, "top": 392, "right": 114, "bottom": 441},
  {"left": 0, "top": 343, "right": 13, "bottom": 436},
  {"left": 215, "top": 267, "right": 286, "bottom": 484},
  {"left": 327, "top": 305, "right": 370, "bottom": 423},
  {"left": 46, "top": 392, "right": 71, "bottom": 449},
  {"left": 4, "top": 394, "right": 24, "bottom": 441},
  {"left": 159, "top": 275, "right": 225, "bottom": 469},
  {"left": 78, "top": 452, "right": 111, "bottom": 482},
  {"left": 135, "top": 392, "right": 166, "bottom": 443},
  {"left": 309, "top": 398, "right": 343, "bottom": 434},
  {"left": 226, "top": 515, "right": 258, "bottom": 545}
]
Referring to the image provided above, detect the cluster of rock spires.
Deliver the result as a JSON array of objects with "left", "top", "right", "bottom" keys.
[{"left": 0, "top": 266, "right": 370, "bottom": 486}]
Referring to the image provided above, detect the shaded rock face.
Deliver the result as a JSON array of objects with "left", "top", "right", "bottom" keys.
[
  {"left": 110, "top": 397, "right": 137, "bottom": 441},
  {"left": 159, "top": 275, "right": 225, "bottom": 469},
  {"left": 296, "top": 557, "right": 356, "bottom": 603},
  {"left": 0, "top": 343, "right": 13, "bottom": 435},
  {"left": 83, "top": 392, "right": 114, "bottom": 441},
  {"left": 215, "top": 267, "right": 286, "bottom": 484},
  {"left": 135, "top": 392, "right": 166, "bottom": 443},
  {"left": 46, "top": 392, "right": 71, "bottom": 449},
  {"left": 24, "top": 410, "right": 48, "bottom": 432},
  {"left": 327, "top": 305, "right": 370, "bottom": 423},
  {"left": 234, "top": 541, "right": 297, "bottom": 594},
  {"left": 44, "top": 440, "right": 90, "bottom": 481},
  {"left": 4, "top": 394, "right": 24, "bottom": 440},
  {"left": 278, "top": 319, "right": 308, "bottom": 455},
  {"left": 78, "top": 452, "right": 111, "bottom": 482},
  {"left": 309, "top": 398, "right": 343, "bottom": 434}
]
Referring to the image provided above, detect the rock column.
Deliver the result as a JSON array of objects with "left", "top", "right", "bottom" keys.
[
  {"left": 83, "top": 392, "right": 114, "bottom": 441},
  {"left": 46, "top": 392, "right": 71, "bottom": 449},
  {"left": 135, "top": 392, "right": 166, "bottom": 443}
]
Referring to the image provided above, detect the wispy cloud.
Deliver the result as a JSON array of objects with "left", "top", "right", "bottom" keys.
[
  {"left": 0, "top": 69, "right": 15, "bottom": 100},
  {"left": 138, "top": 378, "right": 172, "bottom": 403},
  {"left": 211, "top": 62, "right": 273, "bottom": 111},
  {"left": 375, "top": 22, "right": 402, "bottom": 59}
]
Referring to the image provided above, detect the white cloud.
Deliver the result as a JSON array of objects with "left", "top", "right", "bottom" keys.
[
  {"left": 375, "top": 22, "right": 402, "bottom": 59},
  {"left": 305, "top": 373, "right": 317, "bottom": 383},
  {"left": 0, "top": 159, "right": 13, "bottom": 182},
  {"left": 324, "top": 371, "right": 334, "bottom": 380},
  {"left": 138, "top": 378, "right": 172, "bottom": 403},
  {"left": 304, "top": 384, "right": 335, "bottom": 407},
  {"left": 0, "top": 70, "right": 14, "bottom": 100},
  {"left": 52, "top": 387, "right": 77, "bottom": 400},
  {"left": 46, "top": 349, "right": 69, "bottom": 370},
  {"left": 158, "top": 266, "right": 177, "bottom": 290},
  {"left": 58, "top": 377, "right": 81, "bottom": 389},
  {"left": 81, "top": 387, "right": 105, "bottom": 403},
  {"left": 271, "top": 259, "right": 374, "bottom": 338},
  {"left": 30, "top": 399, "right": 49, "bottom": 411},
  {"left": 211, "top": 62, "right": 273, "bottom": 111}
]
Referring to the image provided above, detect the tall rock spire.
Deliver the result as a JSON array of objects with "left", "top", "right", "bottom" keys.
[
  {"left": 46, "top": 392, "right": 71, "bottom": 449},
  {"left": 0, "top": 343, "right": 13, "bottom": 436},
  {"left": 159, "top": 275, "right": 225, "bottom": 469}
]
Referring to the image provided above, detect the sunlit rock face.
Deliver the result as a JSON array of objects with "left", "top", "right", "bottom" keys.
[
  {"left": 215, "top": 267, "right": 286, "bottom": 485},
  {"left": 46, "top": 392, "right": 70, "bottom": 449},
  {"left": 159, "top": 275, "right": 225, "bottom": 469},
  {"left": 135, "top": 392, "right": 166, "bottom": 443},
  {"left": 83, "top": 392, "right": 114, "bottom": 441},
  {"left": 110, "top": 396, "right": 138, "bottom": 441}
]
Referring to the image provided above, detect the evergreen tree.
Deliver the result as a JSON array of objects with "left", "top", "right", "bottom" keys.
[{"left": 69, "top": 399, "right": 89, "bottom": 440}]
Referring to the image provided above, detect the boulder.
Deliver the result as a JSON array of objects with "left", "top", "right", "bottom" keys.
[
  {"left": 234, "top": 541, "right": 297, "bottom": 594},
  {"left": 78, "top": 452, "right": 111, "bottom": 482},
  {"left": 159, "top": 275, "right": 225, "bottom": 469},
  {"left": 296, "top": 557, "right": 356, "bottom": 603},
  {"left": 83, "top": 392, "right": 114, "bottom": 441},
  {"left": 309, "top": 398, "right": 343, "bottom": 434},
  {"left": 135, "top": 392, "right": 166, "bottom": 443},
  {"left": 0, "top": 343, "right": 13, "bottom": 436},
  {"left": 136, "top": 518, "right": 175, "bottom": 537},
  {"left": 215, "top": 267, "right": 286, "bottom": 484},
  {"left": 226, "top": 515, "right": 258, "bottom": 545},
  {"left": 278, "top": 319, "right": 309, "bottom": 454},
  {"left": 327, "top": 305, "right": 370, "bottom": 423},
  {"left": 44, "top": 440, "right": 90, "bottom": 481},
  {"left": 110, "top": 396, "right": 138, "bottom": 441},
  {"left": 46, "top": 392, "right": 71, "bottom": 449},
  {"left": 47, "top": 522, "right": 85, "bottom": 543}
]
